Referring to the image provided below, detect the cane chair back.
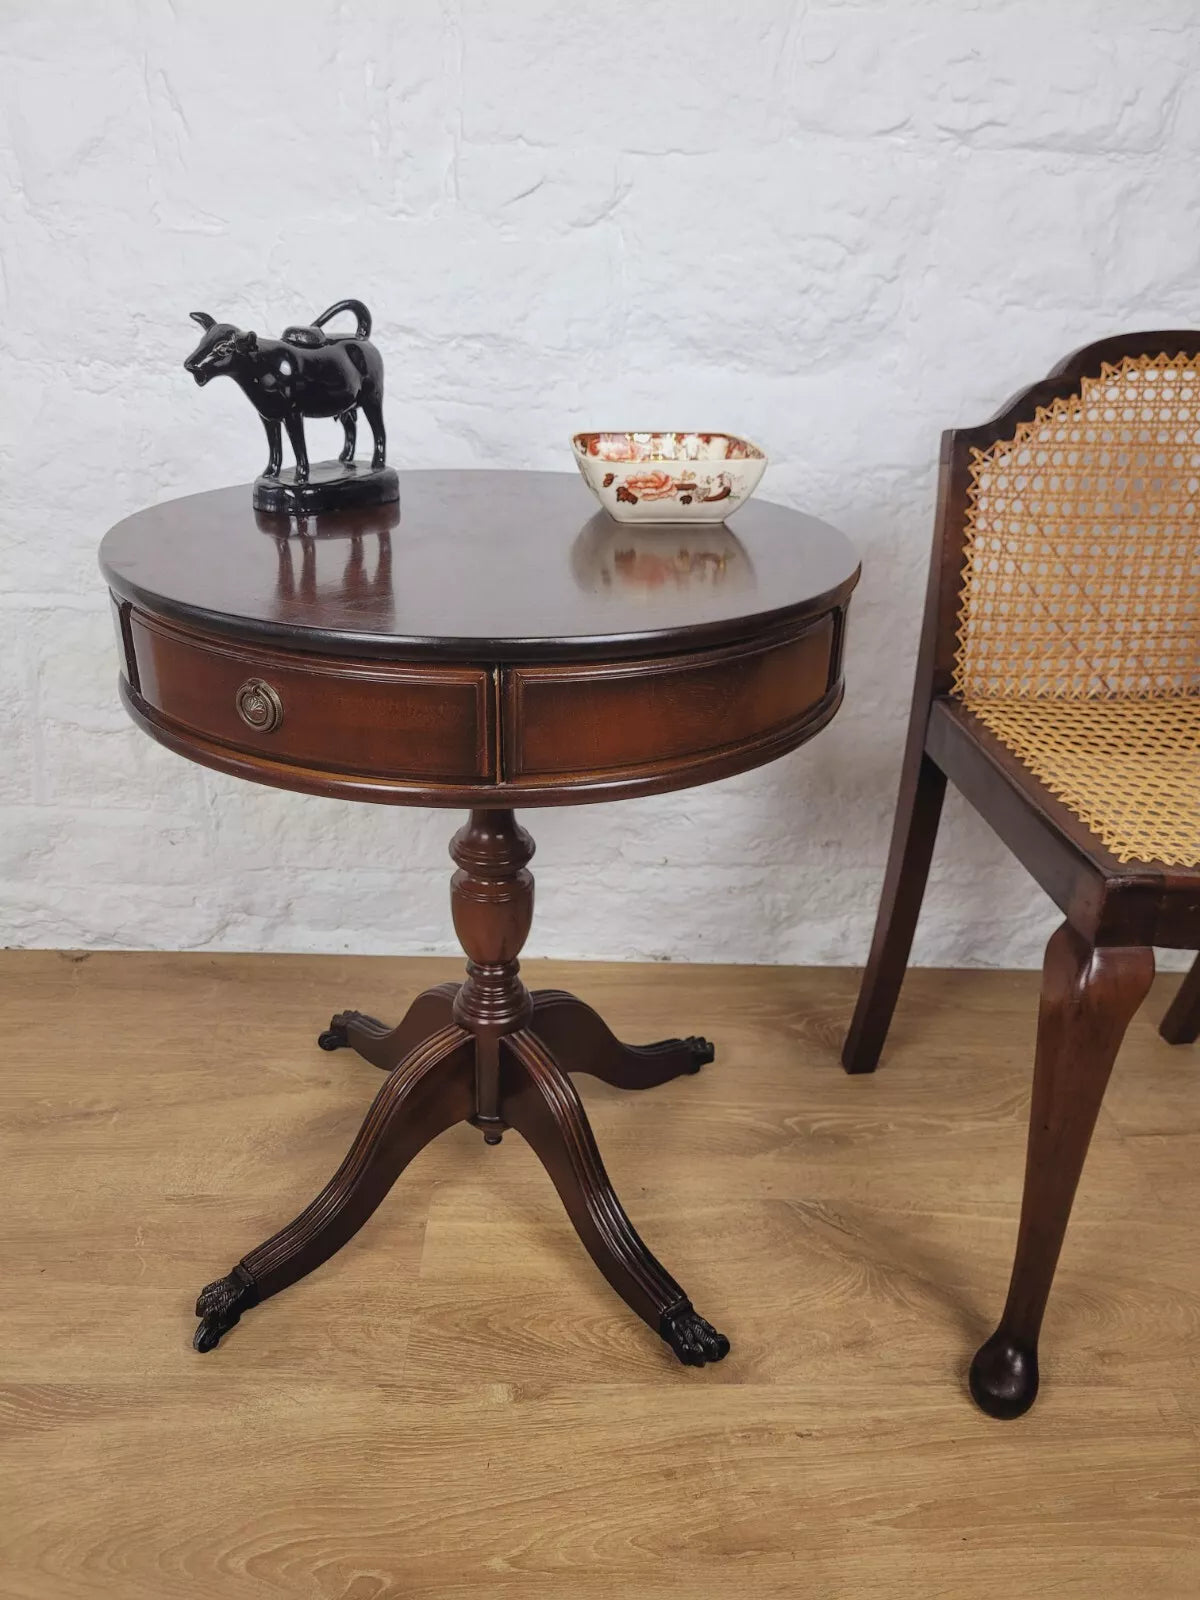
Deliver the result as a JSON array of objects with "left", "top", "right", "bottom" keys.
[{"left": 950, "top": 352, "right": 1200, "bottom": 865}]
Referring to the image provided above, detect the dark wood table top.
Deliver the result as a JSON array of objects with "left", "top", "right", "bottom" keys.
[{"left": 99, "top": 469, "right": 859, "bottom": 664}]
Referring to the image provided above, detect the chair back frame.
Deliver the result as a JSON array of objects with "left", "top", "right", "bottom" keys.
[
  {"left": 905, "top": 330, "right": 1200, "bottom": 948},
  {"left": 920, "top": 329, "right": 1200, "bottom": 703}
]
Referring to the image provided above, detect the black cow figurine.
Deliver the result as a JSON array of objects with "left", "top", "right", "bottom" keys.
[{"left": 184, "top": 298, "right": 399, "bottom": 515}]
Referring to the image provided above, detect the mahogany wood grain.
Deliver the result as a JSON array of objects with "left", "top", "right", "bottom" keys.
[
  {"left": 503, "top": 616, "right": 834, "bottom": 788},
  {"left": 119, "top": 669, "right": 847, "bottom": 810},
  {"left": 116, "top": 605, "right": 846, "bottom": 807},
  {"left": 129, "top": 609, "right": 494, "bottom": 784}
]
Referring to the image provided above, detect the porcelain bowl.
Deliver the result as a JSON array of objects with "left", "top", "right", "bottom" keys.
[{"left": 573, "top": 432, "right": 767, "bottom": 523}]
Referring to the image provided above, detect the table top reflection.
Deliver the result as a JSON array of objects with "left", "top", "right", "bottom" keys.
[{"left": 100, "top": 469, "right": 859, "bottom": 664}]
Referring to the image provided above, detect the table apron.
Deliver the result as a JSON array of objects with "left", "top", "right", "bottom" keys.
[{"left": 111, "top": 598, "right": 848, "bottom": 807}]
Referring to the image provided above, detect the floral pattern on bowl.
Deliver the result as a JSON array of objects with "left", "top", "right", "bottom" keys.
[{"left": 573, "top": 432, "right": 767, "bottom": 523}]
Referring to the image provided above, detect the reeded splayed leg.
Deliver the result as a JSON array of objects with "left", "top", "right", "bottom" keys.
[
  {"left": 500, "top": 1029, "right": 729, "bottom": 1367},
  {"left": 532, "top": 990, "right": 714, "bottom": 1090},
  {"left": 969, "top": 923, "right": 1153, "bottom": 1419},
  {"left": 194, "top": 1025, "right": 474, "bottom": 1351},
  {"left": 318, "top": 982, "right": 460, "bottom": 1068}
]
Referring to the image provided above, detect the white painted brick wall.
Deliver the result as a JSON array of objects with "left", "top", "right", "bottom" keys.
[{"left": 1, "top": 0, "right": 1196, "bottom": 966}]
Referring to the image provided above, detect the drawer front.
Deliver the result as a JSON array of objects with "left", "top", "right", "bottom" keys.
[
  {"left": 503, "top": 614, "right": 837, "bottom": 785},
  {"left": 128, "top": 611, "right": 494, "bottom": 783}
]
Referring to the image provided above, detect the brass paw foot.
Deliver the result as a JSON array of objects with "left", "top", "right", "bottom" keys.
[
  {"left": 660, "top": 1301, "right": 730, "bottom": 1367},
  {"left": 193, "top": 1265, "right": 259, "bottom": 1352}
]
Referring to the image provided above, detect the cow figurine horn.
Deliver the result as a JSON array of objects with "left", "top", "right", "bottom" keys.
[{"left": 189, "top": 311, "right": 216, "bottom": 330}]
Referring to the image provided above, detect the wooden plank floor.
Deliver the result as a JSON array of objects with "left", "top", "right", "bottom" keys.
[{"left": 1, "top": 950, "right": 1197, "bottom": 1599}]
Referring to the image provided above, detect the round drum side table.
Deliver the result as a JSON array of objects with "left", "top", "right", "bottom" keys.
[{"left": 100, "top": 470, "right": 859, "bottom": 1366}]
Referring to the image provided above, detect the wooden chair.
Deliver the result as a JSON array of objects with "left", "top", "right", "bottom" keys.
[{"left": 842, "top": 332, "right": 1200, "bottom": 1419}]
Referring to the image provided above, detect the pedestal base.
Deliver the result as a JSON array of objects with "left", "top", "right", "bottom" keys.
[{"left": 192, "top": 811, "right": 730, "bottom": 1370}]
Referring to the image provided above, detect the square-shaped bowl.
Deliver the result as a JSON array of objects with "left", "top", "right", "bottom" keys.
[{"left": 573, "top": 431, "right": 767, "bottom": 523}]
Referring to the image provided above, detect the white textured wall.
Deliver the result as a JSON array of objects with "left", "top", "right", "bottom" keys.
[{"left": 1, "top": 1, "right": 1197, "bottom": 966}]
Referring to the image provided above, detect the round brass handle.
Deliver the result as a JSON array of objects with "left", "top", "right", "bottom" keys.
[{"left": 235, "top": 678, "right": 283, "bottom": 733}]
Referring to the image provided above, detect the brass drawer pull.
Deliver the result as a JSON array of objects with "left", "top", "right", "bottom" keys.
[{"left": 235, "top": 678, "right": 283, "bottom": 733}]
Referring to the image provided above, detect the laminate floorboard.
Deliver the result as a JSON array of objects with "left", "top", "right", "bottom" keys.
[{"left": 1, "top": 951, "right": 1196, "bottom": 1598}]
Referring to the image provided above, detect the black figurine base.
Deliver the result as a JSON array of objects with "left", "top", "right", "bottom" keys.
[{"left": 254, "top": 460, "right": 400, "bottom": 517}]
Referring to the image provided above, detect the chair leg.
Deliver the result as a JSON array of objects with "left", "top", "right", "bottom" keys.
[
  {"left": 969, "top": 922, "right": 1153, "bottom": 1419},
  {"left": 842, "top": 749, "right": 947, "bottom": 1074},
  {"left": 1159, "top": 953, "right": 1200, "bottom": 1045}
]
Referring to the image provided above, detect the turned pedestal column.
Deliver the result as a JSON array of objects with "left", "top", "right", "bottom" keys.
[{"left": 450, "top": 810, "right": 535, "bottom": 1142}]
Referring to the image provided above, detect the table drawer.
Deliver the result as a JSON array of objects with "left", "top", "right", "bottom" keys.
[
  {"left": 502, "top": 613, "right": 838, "bottom": 786},
  {"left": 126, "top": 610, "right": 494, "bottom": 783}
]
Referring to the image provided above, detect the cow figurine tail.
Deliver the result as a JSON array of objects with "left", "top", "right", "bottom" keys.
[{"left": 313, "top": 298, "right": 372, "bottom": 339}]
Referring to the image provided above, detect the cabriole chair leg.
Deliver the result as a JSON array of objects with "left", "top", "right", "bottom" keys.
[{"left": 969, "top": 923, "right": 1154, "bottom": 1419}]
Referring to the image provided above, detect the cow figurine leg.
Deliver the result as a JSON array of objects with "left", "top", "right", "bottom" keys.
[
  {"left": 337, "top": 410, "right": 357, "bottom": 465},
  {"left": 261, "top": 418, "right": 283, "bottom": 478},
  {"left": 284, "top": 414, "right": 310, "bottom": 484},
  {"left": 361, "top": 394, "right": 386, "bottom": 470}
]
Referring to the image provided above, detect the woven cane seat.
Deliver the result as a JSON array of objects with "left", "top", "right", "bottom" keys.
[
  {"left": 952, "top": 353, "right": 1200, "bottom": 867},
  {"left": 959, "top": 695, "right": 1200, "bottom": 866}
]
